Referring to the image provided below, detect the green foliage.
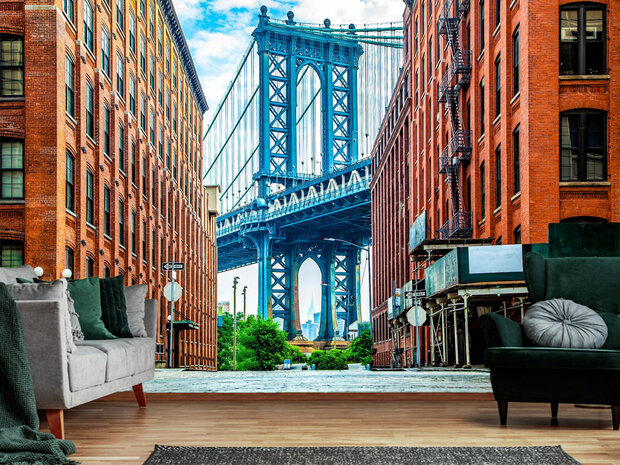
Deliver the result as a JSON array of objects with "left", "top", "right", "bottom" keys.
[
  {"left": 218, "top": 314, "right": 308, "bottom": 371},
  {"left": 343, "top": 329, "right": 373, "bottom": 365},
  {"left": 307, "top": 349, "right": 349, "bottom": 370}
]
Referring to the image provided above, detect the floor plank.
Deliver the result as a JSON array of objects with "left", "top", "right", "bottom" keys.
[{"left": 47, "top": 393, "right": 620, "bottom": 465}]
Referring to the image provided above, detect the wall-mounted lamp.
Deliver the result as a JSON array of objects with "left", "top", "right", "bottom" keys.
[{"left": 62, "top": 269, "right": 72, "bottom": 279}]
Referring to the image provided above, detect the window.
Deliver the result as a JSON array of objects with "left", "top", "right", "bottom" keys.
[
  {"left": 65, "top": 247, "right": 74, "bottom": 276},
  {"left": 131, "top": 211, "right": 137, "bottom": 254},
  {"left": 86, "top": 81, "right": 94, "bottom": 138},
  {"left": 158, "top": 127, "right": 163, "bottom": 159},
  {"left": 128, "top": 11, "right": 136, "bottom": 53},
  {"left": 494, "top": 54, "right": 501, "bottom": 117},
  {"left": 104, "top": 265, "right": 110, "bottom": 278},
  {"left": 421, "top": 1, "right": 425, "bottom": 28},
  {"left": 0, "top": 35, "right": 23, "bottom": 97},
  {"left": 65, "top": 151, "right": 74, "bottom": 211},
  {"left": 86, "top": 257, "right": 94, "bottom": 278},
  {"left": 494, "top": 145, "right": 501, "bottom": 209},
  {"left": 172, "top": 61, "right": 177, "bottom": 88},
  {"left": 119, "top": 199, "right": 125, "bottom": 247},
  {"left": 560, "top": 110, "right": 606, "bottom": 182},
  {"left": 104, "top": 185, "right": 111, "bottom": 236},
  {"left": 173, "top": 104, "right": 177, "bottom": 132},
  {"left": 142, "top": 156, "right": 147, "bottom": 197},
  {"left": 150, "top": 110, "right": 155, "bottom": 144},
  {"left": 63, "top": 0, "right": 74, "bottom": 23},
  {"left": 140, "top": 36, "right": 146, "bottom": 74},
  {"left": 428, "top": 37, "right": 432, "bottom": 77},
  {"left": 494, "top": 0, "right": 500, "bottom": 28},
  {"left": 513, "top": 124, "right": 520, "bottom": 194},
  {"left": 101, "top": 27, "right": 110, "bottom": 77},
  {"left": 512, "top": 26, "right": 520, "bottom": 96},
  {"left": 116, "top": 0, "right": 124, "bottom": 31},
  {"left": 118, "top": 124, "right": 125, "bottom": 171},
  {"left": 151, "top": 168, "right": 156, "bottom": 204},
  {"left": 140, "top": 94, "right": 146, "bottom": 131},
  {"left": 173, "top": 151, "right": 177, "bottom": 179},
  {"left": 479, "top": 0, "right": 485, "bottom": 52},
  {"left": 141, "top": 221, "right": 147, "bottom": 261},
  {"left": 116, "top": 53, "right": 124, "bottom": 98},
  {"left": 480, "top": 162, "right": 486, "bottom": 220},
  {"left": 151, "top": 229, "right": 156, "bottom": 265},
  {"left": 514, "top": 225, "right": 521, "bottom": 244},
  {"left": 158, "top": 73, "right": 163, "bottom": 105},
  {"left": 166, "top": 90, "right": 170, "bottom": 120},
  {"left": 149, "top": 4, "right": 154, "bottom": 36},
  {"left": 129, "top": 74, "right": 136, "bottom": 115},
  {"left": 83, "top": 1, "right": 94, "bottom": 52},
  {"left": 140, "top": 0, "right": 145, "bottom": 17},
  {"left": 131, "top": 141, "right": 137, "bottom": 185},
  {"left": 166, "top": 140, "right": 171, "bottom": 170},
  {"left": 86, "top": 169, "right": 94, "bottom": 224},
  {"left": 1, "top": 139, "right": 23, "bottom": 200},
  {"left": 103, "top": 105, "right": 111, "bottom": 157},
  {"left": 479, "top": 79, "right": 485, "bottom": 136},
  {"left": 150, "top": 57, "right": 155, "bottom": 89},
  {"left": 0, "top": 240, "right": 23, "bottom": 267},
  {"left": 158, "top": 23, "right": 163, "bottom": 55},
  {"left": 560, "top": 4, "right": 605, "bottom": 75},
  {"left": 65, "top": 55, "right": 75, "bottom": 118}
]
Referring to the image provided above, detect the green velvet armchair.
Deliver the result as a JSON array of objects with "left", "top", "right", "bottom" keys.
[{"left": 479, "top": 253, "right": 620, "bottom": 430}]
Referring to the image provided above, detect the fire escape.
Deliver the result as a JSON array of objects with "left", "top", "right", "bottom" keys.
[{"left": 438, "top": 0, "right": 473, "bottom": 239}]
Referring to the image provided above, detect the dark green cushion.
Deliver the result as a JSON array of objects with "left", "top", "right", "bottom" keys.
[
  {"left": 67, "top": 277, "right": 116, "bottom": 340},
  {"left": 99, "top": 276, "right": 132, "bottom": 338},
  {"left": 16, "top": 278, "right": 33, "bottom": 284},
  {"left": 601, "top": 313, "right": 620, "bottom": 350},
  {"left": 486, "top": 347, "right": 620, "bottom": 370},
  {"left": 479, "top": 313, "right": 524, "bottom": 348},
  {"left": 546, "top": 257, "right": 620, "bottom": 314}
]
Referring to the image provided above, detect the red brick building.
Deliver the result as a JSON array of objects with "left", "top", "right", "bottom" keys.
[
  {"left": 0, "top": 0, "right": 219, "bottom": 369},
  {"left": 371, "top": 0, "right": 618, "bottom": 366}
]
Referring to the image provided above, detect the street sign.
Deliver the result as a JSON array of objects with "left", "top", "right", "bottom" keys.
[
  {"left": 162, "top": 262, "right": 185, "bottom": 271},
  {"left": 406, "top": 306, "right": 427, "bottom": 327},
  {"left": 404, "top": 290, "right": 426, "bottom": 299},
  {"left": 163, "top": 282, "right": 183, "bottom": 302}
]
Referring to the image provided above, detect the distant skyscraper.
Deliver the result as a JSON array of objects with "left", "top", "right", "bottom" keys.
[{"left": 302, "top": 297, "right": 319, "bottom": 340}]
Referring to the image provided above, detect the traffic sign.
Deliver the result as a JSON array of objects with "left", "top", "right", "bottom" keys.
[
  {"left": 163, "top": 282, "right": 183, "bottom": 302},
  {"left": 405, "top": 290, "right": 426, "bottom": 299},
  {"left": 162, "top": 262, "right": 185, "bottom": 271}
]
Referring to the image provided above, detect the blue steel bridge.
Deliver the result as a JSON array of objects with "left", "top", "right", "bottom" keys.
[{"left": 203, "top": 6, "right": 403, "bottom": 341}]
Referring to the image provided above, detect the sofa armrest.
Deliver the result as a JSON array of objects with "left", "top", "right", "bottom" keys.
[
  {"left": 16, "top": 300, "right": 71, "bottom": 409},
  {"left": 144, "top": 299, "right": 158, "bottom": 339},
  {"left": 479, "top": 313, "right": 524, "bottom": 348}
]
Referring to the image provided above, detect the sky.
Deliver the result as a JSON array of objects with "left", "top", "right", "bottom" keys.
[{"left": 171, "top": 0, "right": 405, "bottom": 321}]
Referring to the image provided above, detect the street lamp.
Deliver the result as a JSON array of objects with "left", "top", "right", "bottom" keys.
[
  {"left": 242, "top": 286, "right": 248, "bottom": 320},
  {"left": 323, "top": 238, "right": 372, "bottom": 333},
  {"left": 232, "top": 276, "right": 240, "bottom": 371}
]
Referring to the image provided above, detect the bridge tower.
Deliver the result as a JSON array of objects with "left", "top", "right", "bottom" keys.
[{"left": 246, "top": 7, "right": 364, "bottom": 340}]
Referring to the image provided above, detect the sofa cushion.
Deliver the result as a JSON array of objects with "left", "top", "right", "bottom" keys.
[
  {"left": 0, "top": 265, "right": 36, "bottom": 284},
  {"left": 601, "top": 313, "right": 620, "bottom": 350},
  {"left": 124, "top": 284, "right": 148, "bottom": 337},
  {"left": 486, "top": 347, "right": 620, "bottom": 370},
  {"left": 123, "top": 337, "right": 156, "bottom": 375},
  {"left": 67, "top": 345, "right": 107, "bottom": 391},
  {"left": 7, "top": 280, "right": 76, "bottom": 353},
  {"left": 100, "top": 276, "right": 133, "bottom": 338},
  {"left": 523, "top": 298, "right": 608, "bottom": 349},
  {"left": 76, "top": 340, "right": 133, "bottom": 382},
  {"left": 68, "top": 277, "right": 116, "bottom": 340}
]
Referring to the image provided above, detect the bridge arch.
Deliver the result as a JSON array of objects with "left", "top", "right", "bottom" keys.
[{"left": 296, "top": 63, "right": 324, "bottom": 176}]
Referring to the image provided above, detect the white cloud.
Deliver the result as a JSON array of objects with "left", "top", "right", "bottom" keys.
[
  {"left": 281, "top": 0, "right": 404, "bottom": 26},
  {"left": 171, "top": 0, "right": 204, "bottom": 22}
]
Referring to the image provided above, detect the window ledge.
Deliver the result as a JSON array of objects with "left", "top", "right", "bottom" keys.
[
  {"left": 510, "top": 92, "right": 520, "bottom": 106},
  {"left": 510, "top": 0, "right": 519, "bottom": 9},
  {"left": 477, "top": 49, "right": 485, "bottom": 62},
  {"left": 559, "top": 75, "right": 610, "bottom": 81},
  {"left": 0, "top": 96, "right": 25, "bottom": 102},
  {"left": 559, "top": 181, "right": 611, "bottom": 187},
  {"left": 477, "top": 134, "right": 485, "bottom": 144},
  {"left": 493, "top": 114, "right": 501, "bottom": 126},
  {"left": 104, "top": 234, "right": 113, "bottom": 242},
  {"left": 478, "top": 218, "right": 486, "bottom": 226},
  {"left": 511, "top": 192, "right": 521, "bottom": 202},
  {"left": 86, "top": 134, "right": 97, "bottom": 146},
  {"left": 86, "top": 222, "right": 97, "bottom": 231},
  {"left": 0, "top": 199, "right": 25, "bottom": 205},
  {"left": 66, "top": 209, "right": 77, "bottom": 218},
  {"left": 493, "top": 206, "right": 501, "bottom": 215}
]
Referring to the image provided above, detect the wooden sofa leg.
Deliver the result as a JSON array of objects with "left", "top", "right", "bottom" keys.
[
  {"left": 612, "top": 405, "right": 619, "bottom": 431},
  {"left": 46, "top": 409, "right": 64, "bottom": 439},
  {"left": 551, "top": 403, "right": 559, "bottom": 418},
  {"left": 133, "top": 383, "right": 147, "bottom": 408},
  {"left": 497, "top": 401, "right": 508, "bottom": 426}
]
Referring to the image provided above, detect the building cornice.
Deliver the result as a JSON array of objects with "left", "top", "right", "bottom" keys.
[{"left": 158, "top": 0, "right": 208, "bottom": 114}]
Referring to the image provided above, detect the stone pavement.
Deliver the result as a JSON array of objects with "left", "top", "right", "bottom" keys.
[{"left": 142, "top": 364, "right": 492, "bottom": 393}]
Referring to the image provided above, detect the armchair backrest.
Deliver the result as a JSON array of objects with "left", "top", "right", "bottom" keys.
[{"left": 525, "top": 252, "right": 620, "bottom": 315}]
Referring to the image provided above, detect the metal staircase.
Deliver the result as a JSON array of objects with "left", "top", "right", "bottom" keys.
[{"left": 438, "top": 0, "right": 473, "bottom": 239}]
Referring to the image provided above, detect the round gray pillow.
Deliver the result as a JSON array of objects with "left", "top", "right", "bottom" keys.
[{"left": 523, "top": 298, "right": 608, "bottom": 349}]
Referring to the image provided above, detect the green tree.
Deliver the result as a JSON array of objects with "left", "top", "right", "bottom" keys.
[
  {"left": 343, "top": 329, "right": 373, "bottom": 365},
  {"left": 237, "top": 316, "right": 289, "bottom": 371},
  {"left": 217, "top": 312, "right": 245, "bottom": 371},
  {"left": 283, "top": 343, "right": 307, "bottom": 363}
]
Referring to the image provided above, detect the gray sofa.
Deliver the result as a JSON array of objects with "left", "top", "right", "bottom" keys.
[{"left": 0, "top": 265, "right": 158, "bottom": 439}]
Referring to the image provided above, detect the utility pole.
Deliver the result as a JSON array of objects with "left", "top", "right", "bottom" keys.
[
  {"left": 232, "top": 276, "right": 240, "bottom": 371},
  {"left": 242, "top": 286, "right": 248, "bottom": 320}
]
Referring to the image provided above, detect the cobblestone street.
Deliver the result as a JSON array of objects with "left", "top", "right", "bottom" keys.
[{"left": 143, "top": 365, "right": 491, "bottom": 393}]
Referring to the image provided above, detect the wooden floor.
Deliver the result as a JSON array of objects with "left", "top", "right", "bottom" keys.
[{"left": 48, "top": 393, "right": 620, "bottom": 465}]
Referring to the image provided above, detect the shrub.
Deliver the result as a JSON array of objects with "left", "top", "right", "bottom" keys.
[{"left": 308, "top": 349, "right": 349, "bottom": 370}]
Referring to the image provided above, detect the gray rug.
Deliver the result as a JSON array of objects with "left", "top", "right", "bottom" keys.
[{"left": 143, "top": 445, "right": 581, "bottom": 464}]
